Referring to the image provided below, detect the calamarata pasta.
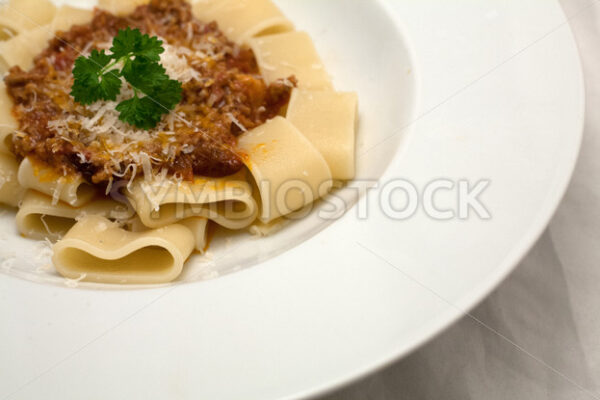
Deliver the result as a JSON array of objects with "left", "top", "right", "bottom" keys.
[{"left": 0, "top": 0, "right": 358, "bottom": 284}]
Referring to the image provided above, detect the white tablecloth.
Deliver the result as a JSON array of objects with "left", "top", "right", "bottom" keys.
[{"left": 322, "top": 0, "right": 600, "bottom": 398}]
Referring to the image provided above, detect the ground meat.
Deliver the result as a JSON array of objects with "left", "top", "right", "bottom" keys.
[{"left": 4, "top": 0, "right": 295, "bottom": 184}]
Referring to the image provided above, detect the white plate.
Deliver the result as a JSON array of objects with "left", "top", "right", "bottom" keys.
[{"left": 0, "top": 0, "right": 583, "bottom": 399}]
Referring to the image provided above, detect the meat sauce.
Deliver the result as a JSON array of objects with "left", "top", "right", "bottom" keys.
[{"left": 4, "top": 0, "right": 295, "bottom": 184}]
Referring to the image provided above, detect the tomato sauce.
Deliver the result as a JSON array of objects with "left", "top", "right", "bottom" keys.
[{"left": 4, "top": 0, "right": 295, "bottom": 184}]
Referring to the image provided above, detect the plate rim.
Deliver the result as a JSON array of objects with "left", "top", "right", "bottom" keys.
[{"left": 287, "top": 0, "right": 586, "bottom": 397}]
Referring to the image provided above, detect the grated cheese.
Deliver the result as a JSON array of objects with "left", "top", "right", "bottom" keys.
[
  {"left": 161, "top": 42, "right": 202, "bottom": 83},
  {"left": 227, "top": 112, "right": 247, "bottom": 132},
  {"left": 46, "top": 39, "right": 222, "bottom": 182},
  {"left": 39, "top": 214, "right": 55, "bottom": 236},
  {"left": 64, "top": 273, "right": 87, "bottom": 288}
]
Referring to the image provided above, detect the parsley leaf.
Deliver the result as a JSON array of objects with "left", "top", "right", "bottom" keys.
[
  {"left": 110, "top": 27, "right": 164, "bottom": 62},
  {"left": 121, "top": 58, "right": 170, "bottom": 95},
  {"left": 116, "top": 95, "right": 163, "bottom": 130},
  {"left": 70, "top": 50, "right": 121, "bottom": 105},
  {"left": 150, "top": 79, "right": 183, "bottom": 111},
  {"left": 71, "top": 28, "right": 182, "bottom": 130}
]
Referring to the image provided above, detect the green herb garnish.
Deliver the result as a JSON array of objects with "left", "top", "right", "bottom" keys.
[{"left": 70, "top": 28, "right": 182, "bottom": 130}]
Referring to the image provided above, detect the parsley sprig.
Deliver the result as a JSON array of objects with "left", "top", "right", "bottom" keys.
[{"left": 71, "top": 28, "right": 182, "bottom": 130}]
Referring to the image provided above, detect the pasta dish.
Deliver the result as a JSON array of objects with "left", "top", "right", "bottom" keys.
[{"left": 0, "top": 0, "right": 358, "bottom": 284}]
